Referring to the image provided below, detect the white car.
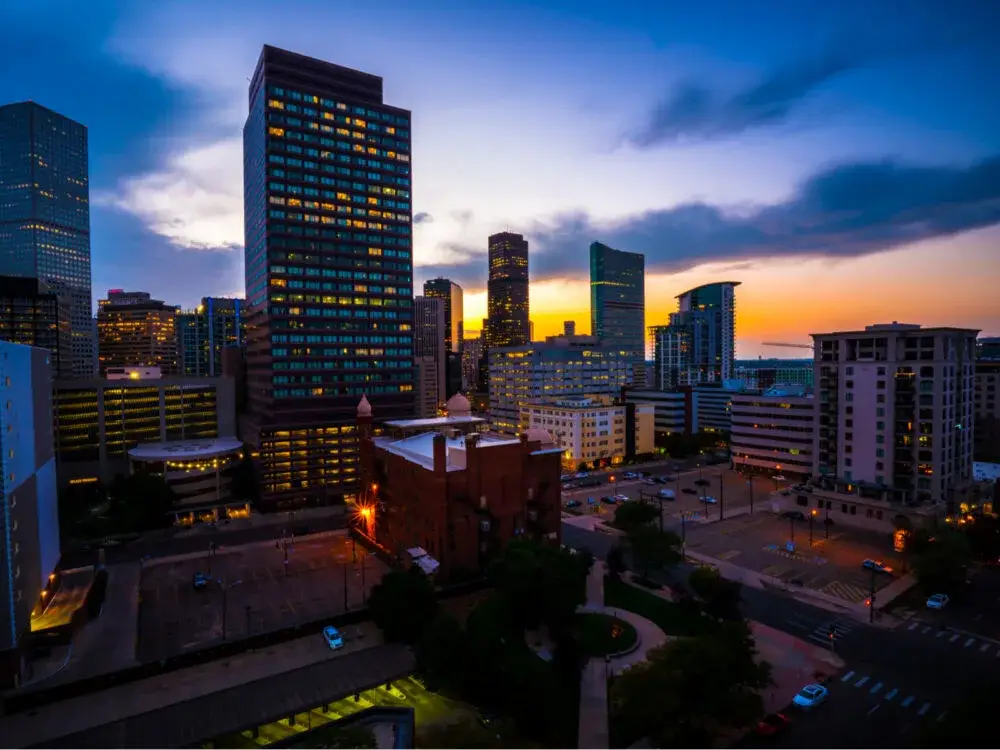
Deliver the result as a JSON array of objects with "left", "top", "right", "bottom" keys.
[
  {"left": 926, "top": 593, "right": 950, "bottom": 610},
  {"left": 322, "top": 625, "right": 344, "bottom": 650},
  {"left": 792, "top": 683, "right": 828, "bottom": 710},
  {"left": 701, "top": 496, "right": 718, "bottom": 504},
  {"left": 614, "top": 494, "right": 630, "bottom": 503}
]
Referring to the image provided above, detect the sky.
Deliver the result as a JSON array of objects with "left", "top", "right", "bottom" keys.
[{"left": 2, "top": 0, "right": 999, "bottom": 358}]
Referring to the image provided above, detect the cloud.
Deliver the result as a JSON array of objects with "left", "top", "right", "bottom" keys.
[
  {"left": 426, "top": 155, "right": 1000, "bottom": 288},
  {"left": 96, "top": 139, "right": 244, "bottom": 250},
  {"left": 414, "top": 212, "right": 434, "bottom": 224}
]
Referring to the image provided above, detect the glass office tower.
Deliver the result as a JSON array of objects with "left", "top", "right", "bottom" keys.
[
  {"left": 486, "top": 232, "right": 530, "bottom": 350},
  {"left": 178, "top": 297, "right": 245, "bottom": 377},
  {"left": 590, "top": 241, "right": 645, "bottom": 368},
  {"left": 0, "top": 102, "right": 94, "bottom": 376},
  {"left": 423, "top": 277, "right": 463, "bottom": 397},
  {"left": 242, "top": 45, "right": 414, "bottom": 505}
]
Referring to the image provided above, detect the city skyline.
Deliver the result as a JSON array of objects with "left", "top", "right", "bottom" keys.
[{"left": 2, "top": 1, "right": 999, "bottom": 359}]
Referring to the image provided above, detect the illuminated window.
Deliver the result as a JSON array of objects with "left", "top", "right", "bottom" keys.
[
  {"left": 268, "top": 99, "right": 284, "bottom": 109},
  {"left": 268, "top": 127, "right": 285, "bottom": 137}
]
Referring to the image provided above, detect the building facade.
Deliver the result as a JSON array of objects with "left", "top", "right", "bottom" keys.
[
  {"left": 0, "top": 343, "right": 59, "bottom": 688},
  {"left": 651, "top": 281, "right": 740, "bottom": 389},
  {"left": 488, "top": 335, "right": 632, "bottom": 434},
  {"left": 734, "top": 358, "right": 814, "bottom": 392},
  {"left": 413, "top": 295, "right": 445, "bottom": 414},
  {"left": 423, "top": 278, "right": 463, "bottom": 398},
  {"left": 358, "top": 399, "right": 562, "bottom": 582},
  {"left": 486, "top": 232, "right": 529, "bottom": 352},
  {"left": 241, "top": 45, "right": 415, "bottom": 504},
  {"left": 692, "top": 385, "right": 737, "bottom": 434},
  {"left": 520, "top": 395, "right": 654, "bottom": 469},
  {"left": 461, "top": 335, "right": 482, "bottom": 392},
  {"left": 96, "top": 290, "right": 179, "bottom": 375},
  {"left": 177, "top": 297, "right": 245, "bottom": 377},
  {"left": 975, "top": 360, "right": 1000, "bottom": 462},
  {"left": 812, "top": 323, "right": 978, "bottom": 508},
  {"left": 53, "top": 374, "right": 236, "bottom": 486},
  {"left": 730, "top": 387, "right": 815, "bottom": 478},
  {"left": 590, "top": 241, "right": 645, "bottom": 370},
  {"left": 0, "top": 102, "right": 94, "bottom": 377},
  {"left": 626, "top": 389, "right": 690, "bottom": 435},
  {"left": 0, "top": 275, "right": 72, "bottom": 379}
]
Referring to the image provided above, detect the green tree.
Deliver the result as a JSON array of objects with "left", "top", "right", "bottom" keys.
[
  {"left": 367, "top": 566, "right": 438, "bottom": 644},
  {"left": 611, "top": 621, "right": 771, "bottom": 748},
  {"left": 606, "top": 544, "right": 628, "bottom": 580},
  {"left": 689, "top": 566, "right": 744, "bottom": 621},
  {"left": 911, "top": 526, "right": 972, "bottom": 594},
  {"left": 964, "top": 514, "right": 1000, "bottom": 563},
  {"left": 613, "top": 501, "right": 658, "bottom": 531},
  {"left": 489, "top": 539, "right": 588, "bottom": 633},
  {"left": 577, "top": 461, "right": 590, "bottom": 473},
  {"left": 107, "top": 472, "right": 176, "bottom": 532},
  {"left": 626, "top": 526, "right": 682, "bottom": 582},
  {"left": 417, "top": 612, "right": 466, "bottom": 689}
]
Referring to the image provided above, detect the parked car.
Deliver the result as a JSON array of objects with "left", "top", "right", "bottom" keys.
[
  {"left": 792, "top": 683, "right": 828, "bottom": 710},
  {"left": 564, "top": 499, "right": 582, "bottom": 509},
  {"left": 651, "top": 476, "right": 667, "bottom": 484},
  {"left": 192, "top": 572, "right": 209, "bottom": 591},
  {"left": 781, "top": 510, "right": 806, "bottom": 521},
  {"left": 701, "top": 496, "right": 718, "bottom": 504},
  {"left": 622, "top": 472, "right": 638, "bottom": 480},
  {"left": 614, "top": 494, "right": 630, "bottom": 503},
  {"left": 600, "top": 496, "right": 617, "bottom": 504},
  {"left": 322, "top": 625, "right": 344, "bottom": 650},
  {"left": 754, "top": 713, "right": 791, "bottom": 737},
  {"left": 682, "top": 487, "right": 698, "bottom": 495},
  {"left": 926, "top": 593, "right": 950, "bottom": 610},
  {"left": 657, "top": 489, "right": 675, "bottom": 500},
  {"left": 862, "top": 559, "right": 894, "bottom": 575}
]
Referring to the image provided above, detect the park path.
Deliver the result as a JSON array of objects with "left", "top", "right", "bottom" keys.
[{"left": 577, "top": 561, "right": 667, "bottom": 749}]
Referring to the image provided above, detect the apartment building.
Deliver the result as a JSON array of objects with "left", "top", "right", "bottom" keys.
[{"left": 730, "top": 386, "right": 815, "bottom": 477}]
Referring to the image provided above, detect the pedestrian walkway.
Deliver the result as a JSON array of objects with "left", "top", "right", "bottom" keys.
[
  {"left": 902, "top": 619, "right": 1000, "bottom": 654},
  {"left": 782, "top": 611, "right": 863, "bottom": 649},
  {"left": 834, "top": 668, "right": 946, "bottom": 722},
  {"left": 820, "top": 580, "right": 870, "bottom": 604}
]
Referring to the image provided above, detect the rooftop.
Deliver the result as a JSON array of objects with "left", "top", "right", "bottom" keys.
[
  {"left": 383, "top": 415, "right": 484, "bottom": 429},
  {"left": 31, "top": 567, "right": 95, "bottom": 633},
  {"left": 129, "top": 436, "right": 243, "bottom": 462},
  {"left": 373, "top": 431, "right": 521, "bottom": 471},
  {"left": 812, "top": 323, "right": 981, "bottom": 337}
]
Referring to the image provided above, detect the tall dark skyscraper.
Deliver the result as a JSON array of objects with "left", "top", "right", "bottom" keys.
[
  {"left": 0, "top": 102, "right": 94, "bottom": 376},
  {"left": 423, "top": 278, "right": 463, "bottom": 397},
  {"left": 590, "top": 241, "right": 645, "bottom": 368},
  {"left": 242, "top": 45, "right": 414, "bottom": 504},
  {"left": 486, "top": 232, "right": 529, "bottom": 351}
]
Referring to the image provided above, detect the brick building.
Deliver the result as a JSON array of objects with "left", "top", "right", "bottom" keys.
[{"left": 357, "top": 392, "right": 562, "bottom": 581}]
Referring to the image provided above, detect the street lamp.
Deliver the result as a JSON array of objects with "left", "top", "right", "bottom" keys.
[
  {"left": 788, "top": 516, "right": 796, "bottom": 547},
  {"left": 809, "top": 508, "right": 817, "bottom": 546}
]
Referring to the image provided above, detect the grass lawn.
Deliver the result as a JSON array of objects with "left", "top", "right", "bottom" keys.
[
  {"left": 575, "top": 612, "right": 638, "bottom": 656},
  {"left": 603, "top": 575, "right": 715, "bottom": 636}
]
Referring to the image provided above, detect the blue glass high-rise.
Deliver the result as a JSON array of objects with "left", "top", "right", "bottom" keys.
[
  {"left": 0, "top": 102, "right": 94, "bottom": 376},
  {"left": 590, "top": 241, "right": 645, "bottom": 369}
]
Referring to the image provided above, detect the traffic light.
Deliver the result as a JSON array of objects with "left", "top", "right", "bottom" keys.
[{"left": 828, "top": 626, "right": 835, "bottom": 640}]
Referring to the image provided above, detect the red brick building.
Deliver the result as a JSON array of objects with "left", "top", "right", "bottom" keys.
[{"left": 357, "top": 393, "right": 563, "bottom": 581}]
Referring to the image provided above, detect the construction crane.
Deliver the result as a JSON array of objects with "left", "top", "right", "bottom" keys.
[{"left": 761, "top": 342, "right": 813, "bottom": 350}]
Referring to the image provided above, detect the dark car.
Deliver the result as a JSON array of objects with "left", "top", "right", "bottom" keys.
[
  {"left": 192, "top": 572, "right": 209, "bottom": 591},
  {"left": 781, "top": 510, "right": 806, "bottom": 521},
  {"left": 601, "top": 496, "right": 617, "bottom": 504},
  {"left": 682, "top": 487, "right": 698, "bottom": 495},
  {"left": 565, "top": 499, "right": 582, "bottom": 508}
]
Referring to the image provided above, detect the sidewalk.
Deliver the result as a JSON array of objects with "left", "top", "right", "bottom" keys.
[
  {"left": 750, "top": 621, "right": 844, "bottom": 714},
  {"left": 143, "top": 527, "right": 348, "bottom": 568}
]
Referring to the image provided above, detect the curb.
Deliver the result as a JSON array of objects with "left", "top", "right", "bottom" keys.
[{"left": 141, "top": 528, "right": 348, "bottom": 569}]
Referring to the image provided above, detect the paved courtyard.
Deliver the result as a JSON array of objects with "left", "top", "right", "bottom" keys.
[
  {"left": 137, "top": 533, "right": 386, "bottom": 662},
  {"left": 684, "top": 513, "right": 903, "bottom": 604}
]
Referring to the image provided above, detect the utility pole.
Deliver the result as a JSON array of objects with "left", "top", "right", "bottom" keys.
[
  {"left": 869, "top": 567, "right": 877, "bottom": 624},
  {"left": 719, "top": 474, "right": 725, "bottom": 521},
  {"left": 825, "top": 505, "right": 830, "bottom": 539},
  {"left": 809, "top": 510, "right": 815, "bottom": 546},
  {"left": 343, "top": 562, "right": 349, "bottom": 612},
  {"left": 749, "top": 475, "right": 755, "bottom": 514}
]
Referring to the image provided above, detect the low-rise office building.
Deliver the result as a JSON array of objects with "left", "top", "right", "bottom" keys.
[
  {"left": 358, "top": 394, "right": 562, "bottom": 582},
  {"left": 730, "top": 387, "right": 815, "bottom": 478},
  {"left": 53, "top": 373, "right": 236, "bottom": 487},
  {"left": 520, "top": 395, "right": 654, "bottom": 469},
  {"left": 626, "top": 390, "right": 690, "bottom": 435}
]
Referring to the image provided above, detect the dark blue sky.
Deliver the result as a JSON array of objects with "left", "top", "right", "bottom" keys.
[{"left": 2, "top": 0, "right": 998, "bottom": 345}]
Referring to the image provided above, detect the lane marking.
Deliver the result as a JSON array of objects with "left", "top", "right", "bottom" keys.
[
  {"left": 935, "top": 630, "right": 946, "bottom": 638},
  {"left": 907, "top": 622, "right": 919, "bottom": 631},
  {"left": 869, "top": 682, "right": 883, "bottom": 695},
  {"left": 808, "top": 634, "right": 832, "bottom": 646},
  {"left": 867, "top": 703, "right": 881, "bottom": 716},
  {"left": 980, "top": 643, "right": 991, "bottom": 652},
  {"left": 854, "top": 676, "right": 870, "bottom": 687},
  {"left": 949, "top": 633, "right": 960, "bottom": 642},
  {"left": 921, "top": 626, "right": 931, "bottom": 634},
  {"left": 884, "top": 688, "right": 898, "bottom": 701},
  {"left": 964, "top": 637, "right": 976, "bottom": 647},
  {"left": 901, "top": 695, "right": 915, "bottom": 708},
  {"left": 936, "top": 711, "right": 947, "bottom": 722},
  {"left": 841, "top": 670, "right": 856, "bottom": 682},
  {"left": 918, "top": 702, "right": 932, "bottom": 717}
]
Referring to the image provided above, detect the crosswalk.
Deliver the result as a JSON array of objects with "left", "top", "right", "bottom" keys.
[
  {"left": 820, "top": 580, "right": 870, "bottom": 603},
  {"left": 784, "top": 614, "right": 860, "bottom": 647},
  {"left": 903, "top": 619, "right": 1000, "bottom": 654},
  {"left": 837, "top": 669, "right": 944, "bottom": 721}
]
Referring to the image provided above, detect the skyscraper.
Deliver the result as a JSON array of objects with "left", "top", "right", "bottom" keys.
[
  {"left": 0, "top": 275, "right": 72, "bottom": 378},
  {"left": 242, "top": 45, "right": 414, "bottom": 504},
  {"left": 423, "top": 278, "right": 463, "bottom": 397},
  {"left": 651, "top": 281, "right": 739, "bottom": 388},
  {"left": 590, "top": 241, "right": 645, "bottom": 369},
  {"left": 414, "top": 295, "right": 445, "bottom": 416},
  {"left": 0, "top": 102, "right": 94, "bottom": 376},
  {"left": 177, "top": 297, "right": 245, "bottom": 377},
  {"left": 96, "top": 290, "right": 179, "bottom": 375},
  {"left": 486, "top": 232, "right": 529, "bottom": 351}
]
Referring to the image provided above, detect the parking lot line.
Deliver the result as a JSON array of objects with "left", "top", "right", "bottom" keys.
[
  {"left": 869, "top": 682, "right": 883, "bottom": 694},
  {"left": 917, "top": 702, "right": 932, "bottom": 717},
  {"left": 980, "top": 643, "right": 991, "bottom": 652},
  {"left": 949, "top": 633, "right": 960, "bottom": 642},
  {"left": 907, "top": 622, "right": 919, "bottom": 631},
  {"left": 854, "top": 676, "right": 869, "bottom": 687},
  {"left": 840, "top": 670, "right": 855, "bottom": 682},
  {"left": 884, "top": 688, "right": 898, "bottom": 701},
  {"left": 901, "top": 696, "right": 915, "bottom": 708},
  {"left": 964, "top": 637, "right": 976, "bottom": 647},
  {"left": 867, "top": 703, "right": 880, "bottom": 716}
]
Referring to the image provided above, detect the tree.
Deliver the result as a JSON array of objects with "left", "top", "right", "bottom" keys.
[
  {"left": 911, "top": 526, "right": 972, "bottom": 594},
  {"left": 689, "top": 566, "right": 744, "bottom": 622},
  {"left": 626, "top": 526, "right": 682, "bottom": 583},
  {"left": 964, "top": 514, "right": 1000, "bottom": 563},
  {"left": 611, "top": 621, "right": 771, "bottom": 748},
  {"left": 230, "top": 452, "right": 261, "bottom": 504},
  {"left": 606, "top": 545, "right": 628, "bottom": 580},
  {"left": 367, "top": 566, "right": 438, "bottom": 644},
  {"left": 577, "top": 461, "right": 590, "bottom": 473},
  {"left": 417, "top": 612, "right": 466, "bottom": 689},
  {"left": 613, "top": 501, "right": 658, "bottom": 531},
  {"left": 489, "top": 539, "right": 588, "bottom": 633},
  {"left": 107, "top": 472, "right": 176, "bottom": 532}
]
